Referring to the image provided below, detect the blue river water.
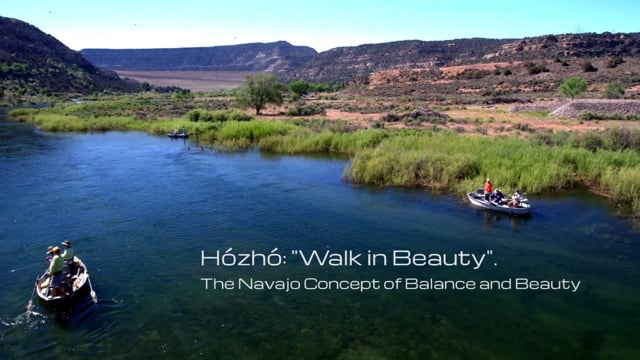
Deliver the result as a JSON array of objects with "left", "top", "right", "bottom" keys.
[{"left": 0, "top": 119, "right": 638, "bottom": 359}]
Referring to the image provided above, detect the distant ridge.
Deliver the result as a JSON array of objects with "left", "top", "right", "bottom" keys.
[
  {"left": 81, "top": 32, "right": 640, "bottom": 84},
  {"left": 80, "top": 41, "right": 318, "bottom": 75},
  {"left": 286, "top": 33, "right": 640, "bottom": 82},
  {"left": 3, "top": 13, "right": 640, "bottom": 99},
  {"left": 0, "top": 16, "right": 138, "bottom": 97}
]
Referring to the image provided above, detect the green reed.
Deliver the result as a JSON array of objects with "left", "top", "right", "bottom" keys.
[
  {"left": 8, "top": 109, "right": 640, "bottom": 216},
  {"left": 346, "top": 131, "right": 640, "bottom": 215}
]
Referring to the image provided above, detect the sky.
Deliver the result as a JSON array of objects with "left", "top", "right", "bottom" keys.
[{"left": 2, "top": 0, "right": 639, "bottom": 52}]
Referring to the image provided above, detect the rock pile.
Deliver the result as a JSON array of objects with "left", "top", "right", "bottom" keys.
[
  {"left": 509, "top": 102, "right": 567, "bottom": 113},
  {"left": 549, "top": 100, "right": 640, "bottom": 118},
  {"left": 510, "top": 100, "right": 640, "bottom": 118}
]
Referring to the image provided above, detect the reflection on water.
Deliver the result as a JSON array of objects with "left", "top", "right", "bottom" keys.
[{"left": 0, "top": 121, "right": 638, "bottom": 359}]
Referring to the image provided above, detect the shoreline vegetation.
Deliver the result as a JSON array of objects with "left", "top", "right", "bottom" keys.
[{"left": 8, "top": 95, "right": 640, "bottom": 219}]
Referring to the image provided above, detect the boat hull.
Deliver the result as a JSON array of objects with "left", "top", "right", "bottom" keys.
[
  {"left": 467, "top": 191, "right": 531, "bottom": 215},
  {"left": 35, "top": 256, "right": 90, "bottom": 308},
  {"left": 167, "top": 133, "right": 188, "bottom": 138}
]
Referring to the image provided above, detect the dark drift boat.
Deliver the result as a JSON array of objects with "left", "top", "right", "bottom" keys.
[
  {"left": 167, "top": 131, "right": 188, "bottom": 139},
  {"left": 467, "top": 189, "right": 532, "bottom": 215},
  {"left": 34, "top": 257, "right": 96, "bottom": 308}
]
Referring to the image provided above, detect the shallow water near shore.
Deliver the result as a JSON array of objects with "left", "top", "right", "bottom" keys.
[{"left": 0, "top": 120, "right": 638, "bottom": 359}]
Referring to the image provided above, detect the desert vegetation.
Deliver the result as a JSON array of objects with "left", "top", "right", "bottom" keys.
[{"left": 9, "top": 84, "right": 640, "bottom": 218}]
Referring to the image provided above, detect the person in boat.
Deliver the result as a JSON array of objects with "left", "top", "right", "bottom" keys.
[
  {"left": 61, "top": 240, "right": 76, "bottom": 275},
  {"left": 484, "top": 178, "right": 492, "bottom": 200},
  {"left": 508, "top": 189, "right": 523, "bottom": 207},
  {"left": 47, "top": 246, "right": 65, "bottom": 297},
  {"left": 490, "top": 189, "right": 505, "bottom": 204},
  {"left": 61, "top": 240, "right": 74, "bottom": 261}
]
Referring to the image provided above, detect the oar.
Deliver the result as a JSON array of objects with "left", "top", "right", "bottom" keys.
[
  {"left": 26, "top": 276, "right": 38, "bottom": 312},
  {"left": 87, "top": 276, "right": 97, "bottom": 303}
]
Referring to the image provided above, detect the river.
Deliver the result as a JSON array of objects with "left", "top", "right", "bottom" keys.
[{"left": 0, "top": 120, "right": 638, "bottom": 359}]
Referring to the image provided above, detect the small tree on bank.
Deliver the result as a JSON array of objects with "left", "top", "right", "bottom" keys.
[
  {"left": 604, "top": 82, "right": 625, "bottom": 99},
  {"left": 236, "top": 74, "right": 284, "bottom": 115},
  {"left": 558, "top": 77, "right": 588, "bottom": 100}
]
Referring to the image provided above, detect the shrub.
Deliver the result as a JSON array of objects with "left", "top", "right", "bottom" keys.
[
  {"left": 582, "top": 61, "right": 598, "bottom": 72},
  {"left": 286, "top": 102, "right": 326, "bottom": 116},
  {"left": 525, "top": 61, "right": 549, "bottom": 75},
  {"left": 455, "top": 69, "right": 491, "bottom": 80},
  {"left": 603, "top": 82, "right": 624, "bottom": 99},
  {"left": 578, "top": 111, "right": 640, "bottom": 122},
  {"left": 575, "top": 131, "right": 604, "bottom": 151},
  {"left": 607, "top": 55, "right": 624, "bottom": 68},
  {"left": 187, "top": 109, "right": 252, "bottom": 122},
  {"left": 289, "top": 80, "right": 311, "bottom": 96},
  {"left": 173, "top": 89, "right": 193, "bottom": 99},
  {"left": 602, "top": 127, "right": 640, "bottom": 151}
]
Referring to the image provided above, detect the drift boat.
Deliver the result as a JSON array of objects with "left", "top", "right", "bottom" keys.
[
  {"left": 35, "top": 256, "right": 95, "bottom": 307},
  {"left": 467, "top": 189, "right": 532, "bottom": 215},
  {"left": 167, "top": 132, "right": 188, "bottom": 138}
]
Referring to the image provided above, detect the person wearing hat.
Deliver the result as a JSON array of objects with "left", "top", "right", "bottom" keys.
[
  {"left": 490, "top": 189, "right": 505, "bottom": 204},
  {"left": 61, "top": 240, "right": 74, "bottom": 262},
  {"left": 508, "top": 189, "right": 523, "bottom": 207},
  {"left": 47, "top": 246, "right": 64, "bottom": 297},
  {"left": 61, "top": 240, "right": 76, "bottom": 275},
  {"left": 484, "top": 178, "right": 492, "bottom": 200}
]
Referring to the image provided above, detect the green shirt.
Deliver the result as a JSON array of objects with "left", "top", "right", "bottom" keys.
[
  {"left": 61, "top": 247, "right": 74, "bottom": 261},
  {"left": 49, "top": 254, "right": 64, "bottom": 274}
]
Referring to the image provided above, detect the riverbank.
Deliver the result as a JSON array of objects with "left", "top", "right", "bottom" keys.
[{"left": 8, "top": 105, "right": 640, "bottom": 219}]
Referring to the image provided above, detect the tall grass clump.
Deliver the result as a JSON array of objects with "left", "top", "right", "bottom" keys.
[
  {"left": 215, "top": 120, "right": 295, "bottom": 145},
  {"left": 187, "top": 109, "right": 252, "bottom": 122},
  {"left": 348, "top": 133, "right": 480, "bottom": 188},
  {"left": 259, "top": 128, "right": 389, "bottom": 155},
  {"left": 27, "top": 113, "right": 145, "bottom": 132},
  {"left": 346, "top": 130, "right": 640, "bottom": 214},
  {"left": 8, "top": 108, "right": 38, "bottom": 122},
  {"left": 600, "top": 167, "right": 640, "bottom": 213}
]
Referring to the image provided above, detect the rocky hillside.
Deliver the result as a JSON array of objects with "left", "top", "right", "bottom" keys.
[
  {"left": 285, "top": 38, "right": 512, "bottom": 82},
  {"left": 80, "top": 41, "right": 317, "bottom": 76},
  {"left": 286, "top": 33, "right": 640, "bottom": 83},
  {"left": 0, "top": 16, "right": 139, "bottom": 103}
]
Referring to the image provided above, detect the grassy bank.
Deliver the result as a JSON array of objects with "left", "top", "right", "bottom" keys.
[
  {"left": 347, "top": 132, "right": 640, "bottom": 213},
  {"left": 9, "top": 108, "right": 640, "bottom": 216}
]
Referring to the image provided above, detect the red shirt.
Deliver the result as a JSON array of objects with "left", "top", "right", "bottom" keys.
[{"left": 484, "top": 181, "right": 492, "bottom": 193}]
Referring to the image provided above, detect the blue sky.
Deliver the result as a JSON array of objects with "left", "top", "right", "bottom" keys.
[{"left": 2, "top": 0, "right": 639, "bottom": 51}]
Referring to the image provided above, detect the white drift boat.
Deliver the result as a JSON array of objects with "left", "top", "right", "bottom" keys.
[{"left": 467, "top": 189, "right": 532, "bottom": 215}]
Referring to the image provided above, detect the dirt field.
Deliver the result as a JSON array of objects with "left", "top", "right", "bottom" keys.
[
  {"left": 116, "top": 71, "right": 640, "bottom": 137},
  {"left": 116, "top": 71, "right": 259, "bottom": 92}
]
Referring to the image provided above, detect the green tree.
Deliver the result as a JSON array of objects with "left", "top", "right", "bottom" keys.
[
  {"left": 289, "top": 79, "right": 311, "bottom": 97},
  {"left": 140, "top": 81, "right": 152, "bottom": 92},
  {"left": 604, "top": 82, "right": 624, "bottom": 99},
  {"left": 236, "top": 74, "right": 284, "bottom": 115},
  {"left": 558, "top": 77, "right": 588, "bottom": 100}
]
